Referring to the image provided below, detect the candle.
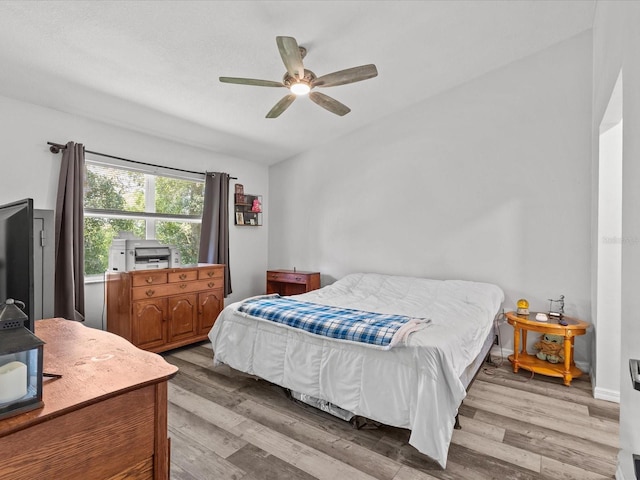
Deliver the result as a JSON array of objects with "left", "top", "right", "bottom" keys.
[{"left": 0, "top": 361, "right": 27, "bottom": 403}]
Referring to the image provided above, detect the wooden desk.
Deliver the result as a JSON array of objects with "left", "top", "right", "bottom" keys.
[
  {"left": 506, "top": 311, "right": 589, "bottom": 386},
  {"left": 266, "top": 269, "right": 320, "bottom": 296},
  {"left": 0, "top": 318, "right": 178, "bottom": 479}
]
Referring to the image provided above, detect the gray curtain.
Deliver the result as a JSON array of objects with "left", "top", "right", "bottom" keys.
[
  {"left": 54, "top": 141, "right": 85, "bottom": 321},
  {"left": 199, "top": 172, "right": 232, "bottom": 296}
]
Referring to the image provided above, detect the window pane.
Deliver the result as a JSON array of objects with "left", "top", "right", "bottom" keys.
[
  {"left": 84, "top": 217, "right": 145, "bottom": 275},
  {"left": 156, "top": 221, "right": 202, "bottom": 266},
  {"left": 85, "top": 164, "right": 145, "bottom": 212},
  {"left": 155, "top": 177, "right": 204, "bottom": 216},
  {"left": 83, "top": 162, "right": 204, "bottom": 276}
]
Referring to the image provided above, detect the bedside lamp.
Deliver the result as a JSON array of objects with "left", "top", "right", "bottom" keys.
[{"left": 0, "top": 299, "right": 44, "bottom": 419}]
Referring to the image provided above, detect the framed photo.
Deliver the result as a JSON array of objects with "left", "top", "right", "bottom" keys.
[
  {"left": 235, "top": 184, "right": 244, "bottom": 195},
  {"left": 235, "top": 212, "right": 244, "bottom": 225}
]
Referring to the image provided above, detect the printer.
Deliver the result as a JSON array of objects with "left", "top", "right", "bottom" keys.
[{"left": 108, "top": 234, "right": 180, "bottom": 272}]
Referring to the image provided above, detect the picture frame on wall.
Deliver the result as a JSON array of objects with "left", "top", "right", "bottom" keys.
[
  {"left": 235, "top": 212, "right": 244, "bottom": 225},
  {"left": 235, "top": 184, "right": 244, "bottom": 195}
]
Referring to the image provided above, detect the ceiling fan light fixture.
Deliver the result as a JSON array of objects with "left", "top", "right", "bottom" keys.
[
  {"left": 220, "top": 36, "right": 378, "bottom": 117},
  {"left": 290, "top": 82, "right": 310, "bottom": 96}
]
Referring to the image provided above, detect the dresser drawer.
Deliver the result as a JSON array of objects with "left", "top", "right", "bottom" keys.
[
  {"left": 197, "top": 278, "right": 224, "bottom": 290},
  {"left": 132, "top": 278, "right": 224, "bottom": 300},
  {"left": 168, "top": 270, "right": 198, "bottom": 283},
  {"left": 132, "top": 272, "right": 168, "bottom": 286},
  {"left": 266, "top": 271, "right": 310, "bottom": 285},
  {"left": 198, "top": 267, "right": 224, "bottom": 280}
]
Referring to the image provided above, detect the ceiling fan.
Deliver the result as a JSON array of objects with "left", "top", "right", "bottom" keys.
[{"left": 220, "top": 36, "right": 378, "bottom": 118}]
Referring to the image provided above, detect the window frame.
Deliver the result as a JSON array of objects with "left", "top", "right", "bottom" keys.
[{"left": 83, "top": 156, "right": 205, "bottom": 280}]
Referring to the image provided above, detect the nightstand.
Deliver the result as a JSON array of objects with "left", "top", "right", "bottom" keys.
[
  {"left": 505, "top": 311, "right": 589, "bottom": 386},
  {"left": 266, "top": 270, "right": 320, "bottom": 296}
]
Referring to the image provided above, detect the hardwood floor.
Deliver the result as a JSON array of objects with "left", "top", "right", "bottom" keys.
[{"left": 164, "top": 343, "right": 619, "bottom": 480}]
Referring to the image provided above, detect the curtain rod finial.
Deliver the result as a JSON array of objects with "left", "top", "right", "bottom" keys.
[{"left": 49, "top": 145, "right": 61, "bottom": 154}]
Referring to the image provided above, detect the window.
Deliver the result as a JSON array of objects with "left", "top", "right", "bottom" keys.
[{"left": 83, "top": 161, "right": 204, "bottom": 276}]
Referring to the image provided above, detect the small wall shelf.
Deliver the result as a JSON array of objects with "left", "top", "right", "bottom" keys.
[{"left": 234, "top": 193, "right": 262, "bottom": 226}]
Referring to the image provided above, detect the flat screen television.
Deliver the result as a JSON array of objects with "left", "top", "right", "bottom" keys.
[{"left": 0, "top": 198, "right": 34, "bottom": 332}]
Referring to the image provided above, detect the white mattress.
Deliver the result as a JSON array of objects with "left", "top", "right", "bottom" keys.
[{"left": 209, "top": 272, "right": 504, "bottom": 468}]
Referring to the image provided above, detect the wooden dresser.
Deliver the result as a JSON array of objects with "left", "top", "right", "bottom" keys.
[
  {"left": 107, "top": 264, "right": 225, "bottom": 352},
  {"left": 0, "top": 318, "right": 178, "bottom": 480},
  {"left": 266, "top": 269, "right": 321, "bottom": 296}
]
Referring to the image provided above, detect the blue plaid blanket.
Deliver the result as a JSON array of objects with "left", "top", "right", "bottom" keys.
[{"left": 236, "top": 295, "right": 427, "bottom": 348}]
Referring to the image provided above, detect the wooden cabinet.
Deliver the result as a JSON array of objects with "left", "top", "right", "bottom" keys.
[
  {"left": 199, "top": 290, "right": 224, "bottom": 334},
  {"left": 0, "top": 318, "right": 177, "bottom": 480},
  {"left": 266, "top": 269, "right": 321, "bottom": 296},
  {"left": 132, "top": 298, "right": 167, "bottom": 350},
  {"left": 107, "top": 264, "right": 225, "bottom": 352}
]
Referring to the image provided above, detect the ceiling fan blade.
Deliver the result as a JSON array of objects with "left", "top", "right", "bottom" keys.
[
  {"left": 309, "top": 92, "right": 351, "bottom": 116},
  {"left": 266, "top": 94, "right": 297, "bottom": 118},
  {"left": 276, "top": 36, "right": 305, "bottom": 80},
  {"left": 219, "top": 77, "right": 285, "bottom": 87},
  {"left": 312, "top": 64, "right": 378, "bottom": 88}
]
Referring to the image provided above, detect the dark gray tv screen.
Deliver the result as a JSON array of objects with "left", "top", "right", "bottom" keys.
[{"left": 0, "top": 198, "right": 34, "bottom": 332}]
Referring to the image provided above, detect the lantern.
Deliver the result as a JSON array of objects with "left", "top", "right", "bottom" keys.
[{"left": 0, "top": 299, "right": 44, "bottom": 419}]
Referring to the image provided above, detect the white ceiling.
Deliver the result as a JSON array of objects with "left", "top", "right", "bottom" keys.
[{"left": 0, "top": 1, "right": 596, "bottom": 165}]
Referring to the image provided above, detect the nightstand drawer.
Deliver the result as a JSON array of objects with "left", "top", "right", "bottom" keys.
[{"left": 266, "top": 272, "right": 309, "bottom": 284}]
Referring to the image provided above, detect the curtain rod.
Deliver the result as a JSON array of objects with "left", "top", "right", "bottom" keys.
[{"left": 47, "top": 142, "right": 237, "bottom": 179}]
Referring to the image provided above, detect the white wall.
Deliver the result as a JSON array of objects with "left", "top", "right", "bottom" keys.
[
  {"left": 595, "top": 118, "right": 622, "bottom": 402},
  {"left": 592, "top": 2, "right": 640, "bottom": 478},
  {"left": 0, "top": 94, "right": 269, "bottom": 330},
  {"left": 269, "top": 32, "right": 593, "bottom": 363}
]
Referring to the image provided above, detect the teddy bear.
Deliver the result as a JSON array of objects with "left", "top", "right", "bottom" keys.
[{"left": 533, "top": 333, "right": 565, "bottom": 364}]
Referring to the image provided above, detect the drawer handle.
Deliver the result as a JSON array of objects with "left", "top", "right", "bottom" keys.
[
  {"left": 179, "top": 273, "right": 187, "bottom": 280},
  {"left": 179, "top": 283, "right": 187, "bottom": 289},
  {"left": 295, "top": 277, "right": 302, "bottom": 281},
  {"left": 146, "top": 277, "right": 154, "bottom": 284},
  {"left": 208, "top": 281, "right": 215, "bottom": 288},
  {"left": 207, "top": 271, "right": 214, "bottom": 277},
  {"left": 145, "top": 289, "right": 155, "bottom": 297},
  {"left": 272, "top": 274, "right": 278, "bottom": 278}
]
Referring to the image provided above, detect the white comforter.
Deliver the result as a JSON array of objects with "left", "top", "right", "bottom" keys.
[{"left": 209, "top": 273, "right": 504, "bottom": 468}]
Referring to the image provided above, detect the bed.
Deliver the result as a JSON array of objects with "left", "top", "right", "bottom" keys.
[{"left": 208, "top": 272, "right": 504, "bottom": 468}]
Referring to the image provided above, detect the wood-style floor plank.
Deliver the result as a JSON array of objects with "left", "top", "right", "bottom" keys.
[
  {"left": 463, "top": 390, "right": 619, "bottom": 448},
  {"left": 165, "top": 344, "right": 619, "bottom": 480},
  {"left": 234, "top": 398, "right": 402, "bottom": 480},
  {"left": 169, "top": 402, "right": 248, "bottom": 459}
]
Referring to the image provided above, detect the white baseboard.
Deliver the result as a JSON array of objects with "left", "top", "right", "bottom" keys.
[
  {"left": 575, "top": 360, "right": 590, "bottom": 373},
  {"left": 590, "top": 366, "right": 621, "bottom": 403},
  {"left": 593, "top": 386, "right": 620, "bottom": 403}
]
